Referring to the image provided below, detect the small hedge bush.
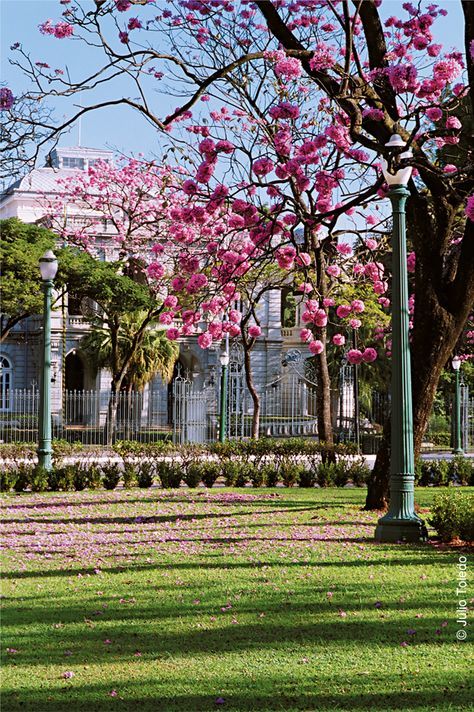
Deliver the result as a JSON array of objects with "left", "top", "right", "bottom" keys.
[{"left": 429, "top": 490, "right": 474, "bottom": 542}]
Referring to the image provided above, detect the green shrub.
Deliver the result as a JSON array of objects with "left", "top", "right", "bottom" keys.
[
  {"left": 236, "top": 463, "right": 253, "bottom": 487},
  {"left": 250, "top": 467, "right": 265, "bottom": 488},
  {"left": 280, "top": 461, "right": 301, "bottom": 487},
  {"left": 73, "top": 462, "right": 103, "bottom": 491},
  {"left": 121, "top": 464, "right": 136, "bottom": 488},
  {"left": 30, "top": 466, "right": 49, "bottom": 492},
  {"left": 13, "top": 464, "right": 34, "bottom": 492},
  {"left": 448, "top": 456, "right": 473, "bottom": 486},
  {"left": 136, "top": 462, "right": 155, "bottom": 488},
  {"left": 200, "top": 462, "right": 220, "bottom": 488},
  {"left": 222, "top": 461, "right": 241, "bottom": 487},
  {"left": 101, "top": 463, "right": 121, "bottom": 490},
  {"left": 316, "top": 461, "right": 338, "bottom": 487},
  {"left": 298, "top": 468, "right": 316, "bottom": 487},
  {"left": 156, "top": 461, "right": 182, "bottom": 488},
  {"left": 0, "top": 469, "right": 16, "bottom": 492},
  {"left": 184, "top": 462, "right": 203, "bottom": 488},
  {"left": 261, "top": 464, "right": 279, "bottom": 487},
  {"left": 429, "top": 490, "right": 474, "bottom": 542},
  {"left": 418, "top": 460, "right": 449, "bottom": 486},
  {"left": 347, "top": 457, "right": 371, "bottom": 486},
  {"left": 48, "top": 465, "right": 75, "bottom": 491}
]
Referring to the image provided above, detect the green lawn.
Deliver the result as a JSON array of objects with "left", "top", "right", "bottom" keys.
[{"left": 1, "top": 487, "right": 472, "bottom": 711}]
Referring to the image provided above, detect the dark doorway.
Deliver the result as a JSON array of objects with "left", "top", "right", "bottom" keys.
[{"left": 65, "top": 351, "right": 84, "bottom": 392}]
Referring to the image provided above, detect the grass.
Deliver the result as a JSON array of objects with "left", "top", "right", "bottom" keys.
[{"left": 1, "top": 487, "right": 472, "bottom": 711}]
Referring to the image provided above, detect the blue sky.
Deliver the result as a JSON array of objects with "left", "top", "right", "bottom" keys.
[{"left": 1, "top": 0, "right": 466, "bottom": 162}]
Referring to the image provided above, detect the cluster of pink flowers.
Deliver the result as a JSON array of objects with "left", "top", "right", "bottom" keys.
[
  {"left": 309, "top": 42, "right": 335, "bottom": 72},
  {"left": 0, "top": 87, "right": 14, "bottom": 110},
  {"left": 346, "top": 348, "right": 378, "bottom": 364},
  {"left": 266, "top": 50, "right": 303, "bottom": 81},
  {"left": 39, "top": 19, "right": 74, "bottom": 38}
]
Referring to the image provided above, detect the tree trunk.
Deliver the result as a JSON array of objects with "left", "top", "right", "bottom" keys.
[
  {"left": 105, "top": 382, "right": 120, "bottom": 446},
  {"left": 364, "top": 417, "right": 390, "bottom": 510},
  {"left": 314, "top": 333, "right": 335, "bottom": 463},
  {"left": 243, "top": 343, "right": 260, "bottom": 439}
]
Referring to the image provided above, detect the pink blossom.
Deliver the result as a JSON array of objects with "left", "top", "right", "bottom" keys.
[
  {"left": 197, "top": 332, "right": 213, "bottom": 349},
  {"left": 466, "top": 196, "right": 474, "bottom": 222},
  {"left": 248, "top": 325, "right": 262, "bottom": 338},
  {"left": 119, "top": 31, "right": 129, "bottom": 44},
  {"left": 0, "top": 87, "right": 14, "bottom": 110},
  {"left": 349, "top": 318, "right": 362, "bottom": 329},
  {"left": 252, "top": 157, "right": 274, "bottom": 176},
  {"left": 164, "top": 295, "right": 178, "bottom": 308},
  {"left": 166, "top": 328, "right": 180, "bottom": 340},
  {"left": 326, "top": 265, "right": 341, "bottom": 278},
  {"left": 313, "top": 309, "right": 328, "bottom": 328},
  {"left": 365, "top": 239, "right": 378, "bottom": 251},
  {"left": 62, "top": 671, "right": 75, "bottom": 679},
  {"left": 407, "top": 252, "right": 416, "bottom": 273},
  {"left": 115, "top": 0, "right": 132, "bottom": 9},
  {"left": 323, "top": 298, "right": 335, "bottom": 308},
  {"left": 373, "top": 281, "right": 387, "bottom": 294},
  {"left": 336, "top": 243, "right": 353, "bottom": 256},
  {"left": 446, "top": 116, "right": 462, "bottom": 130},
  {"left": 228, "top": 309, "right": 242, "bottom": 324},
  {"left": 362, "top": 348, "right": 378, "bottom": 363},
  {"left": 336, "top": 305, "right": 351, "bottom": 319},
  {"left": 182, "top": 179, "right": 198, "bottom": 196},
  {"left": 128, "top": 17, "right": 142, "bottom": 30},
  {"left": 147, "top": 262, "right": 165, "bottom": 280},
  {"left": 332, "top": 334, "right": 345, "bottom": 346},
  {"left": 186, "top": 273, "right": 208, "bottom": 293},
  {"left": 351, "top": 300, "right": 365, "bottom": 313},
  {"left": 300, "top": 329, "right": 312, "bottom": 343},
  {"left": 378, "top": 297, "right": 390, "bottom": 308},
  {"left": 296, "top": 252, "right": 311, "bottom": 267},
  {"left": 171, "top": 276, "right": 186, "bottom": 291},
  {"left": 275, "top": 55, "right": 303, "bottom": 81},
  {"left": 216, "top": 139, "right": 235, "bottom": 154},
  {"left": 309, "top": 340, "right": 324, "bottom": 355},
  {"left": 443, "top": 164, "right": 457, "bottom": 174},
  {"left": 269, "top": 102, "right": 300, "bottom": 121},
  {"left": 309, "top": 42, "right": 335, "bottom": 71},
  {"left": 346, "top": 349, "right": 364, "bottom": 365}
]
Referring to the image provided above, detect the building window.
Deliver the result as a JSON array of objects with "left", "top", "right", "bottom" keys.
[
  {"left": 67, "top": 291, "right": 82, "bottom": 316},
  {"left": 281, "top": 288, "right": 297, "bottom": 328},
  {"left": 62, "top": 157, "right": 85, "bottom": 169},
  {"left": 0, "top": 356, "right": 12, "bottom": 411}
]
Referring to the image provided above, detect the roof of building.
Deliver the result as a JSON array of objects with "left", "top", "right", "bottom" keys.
[{"left": 2, "top": 167, "right": 83, "bottom": 197}]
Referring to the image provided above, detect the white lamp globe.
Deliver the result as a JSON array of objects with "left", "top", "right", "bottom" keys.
[{"left": 381, "top": 134, "right": 413, "bottom": 186}]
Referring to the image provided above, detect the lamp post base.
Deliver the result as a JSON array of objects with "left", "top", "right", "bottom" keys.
[
  {"left": 453, "top": 448, "right": 465, "bottom": 456},
  {"left": 375, "top": 516, "right": 428, "bottom": 543}
]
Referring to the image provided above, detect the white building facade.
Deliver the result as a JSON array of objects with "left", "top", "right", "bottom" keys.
[{"left": 1, "top": 147, "right": 314, "bottom": 441}]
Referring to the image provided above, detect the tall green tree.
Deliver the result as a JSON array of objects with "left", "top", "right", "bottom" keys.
[{"left": 0, "top": 219, "right": 56, "bottom": 341}]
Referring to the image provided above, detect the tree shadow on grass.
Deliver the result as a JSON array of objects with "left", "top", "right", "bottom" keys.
[
  {"left": 1, "top": 683, "right": 471, "bottom": 712},
  {"left": 2, "top": 506, "right": 318, "bottom": 526},
  {"left": 0, "top": 551, "right": 447, "bottom": 580}
]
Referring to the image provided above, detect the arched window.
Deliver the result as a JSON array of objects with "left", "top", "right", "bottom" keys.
[{"left": 0, "top": 356, "right": 13, "bottom": 411}]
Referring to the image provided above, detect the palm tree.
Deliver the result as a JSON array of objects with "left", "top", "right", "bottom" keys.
[{"left": 81, "top": 310, "right": 179, "bottom": 442}]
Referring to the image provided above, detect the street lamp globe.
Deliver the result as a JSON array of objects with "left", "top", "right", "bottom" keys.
[
  {"left": 39, "top": 250, "right": 58, "bottom": 281},
  {"left": 219, "top": 351, "right": 230, "bottom": 367},
  {"left": 452, "top": 356, "right": 461, "bottom": 371},
  {"left": 381, "top": 134, "right": 413, "bottom": 186}
]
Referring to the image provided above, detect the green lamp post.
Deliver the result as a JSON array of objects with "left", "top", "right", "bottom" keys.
[
  {"left": 37, "top": 250, "right": 58, "bottom": 472},
  {"left": 219, "top": 344, "right": 230, "bottom": 443},
  {"left": 375, "top": 135, "right": 428, "bottom": 543},
  {"left": 451, "top": 356, "right": 464, "bottom": 456}
]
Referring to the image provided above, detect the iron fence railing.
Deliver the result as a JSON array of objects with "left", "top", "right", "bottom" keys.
[{"left": 0, "top": 383, "right": 472, "bottom": 452}]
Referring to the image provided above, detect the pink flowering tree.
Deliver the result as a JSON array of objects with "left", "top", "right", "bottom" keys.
[{"left": 6, "top": 0, "right": 474, "bottom": 506}]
